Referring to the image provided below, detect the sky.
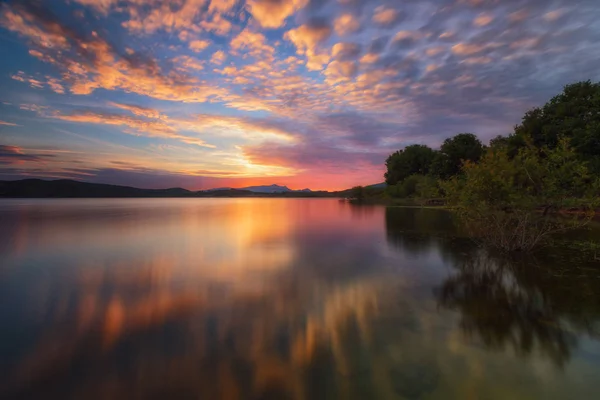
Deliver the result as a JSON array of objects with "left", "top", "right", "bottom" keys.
[{"left": 0, "top": 0, "right": 599, "bottom": 191}]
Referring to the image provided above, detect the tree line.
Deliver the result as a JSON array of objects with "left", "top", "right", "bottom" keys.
[{"left": 382, "top": 80, "right": 600, "bottom": 251}]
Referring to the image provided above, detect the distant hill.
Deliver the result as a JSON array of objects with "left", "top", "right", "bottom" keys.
[
  {"left": 0, "top": 179, "right": 384, "bottom": 198},
  {"left": 239, "top": 184, "right": 312, "bottom": 193},
  {"left": 237, "top": 184, "right": 292, "bottom": 193},
  {"left": 205, "top": 184, "right": 312, "bottom": 193},
  {"left": 0, "top": 179, "right": 192, "bottom": 198},
  {"left": 0, "top": 179, "right": 324, "bottom": 198}
]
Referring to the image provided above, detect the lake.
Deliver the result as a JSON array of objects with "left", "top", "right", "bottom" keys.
[{"left": 1, "top": 199, "right": 599, "bottom": 399}]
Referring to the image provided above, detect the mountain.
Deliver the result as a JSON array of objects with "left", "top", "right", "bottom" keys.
[
  {"left": 206, "top": 184, "right": 312, "bottom": 193},
  {"left": 0, "top": 179, "right": 191, "bottom": 198},
  {"left": 238, "top": 184, "right": 292, "bottom": 193},
  {"left": 366, "top": 182, "right": 387, "bottom": 189},
  {"left": 0, "top": 179, "right": 322, "bottom": 198},
  {"left": 0, "top": 179, "right": 388, "bottom": 199}
]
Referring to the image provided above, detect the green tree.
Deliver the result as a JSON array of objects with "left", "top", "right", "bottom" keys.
[
  {"left": 512, "top": 80, "right": 600, "bottom": 172},
  {"left": 443, "top": 139, "right": 599, "bottom": 251},
  {"left": 430, "top": 133, "right": 484, "bottom": 179},
  {"left": 489, "top": 135, "right": 510, "bottom": 150},
  {"left": 385, "top": 175, "right": 441, "bottom": 200},
  {"left": 384, "top": 145, "right": 436, "bottom": 185},
  {"left": 350, "top": 186, "right": 366, "bottom": 201}
]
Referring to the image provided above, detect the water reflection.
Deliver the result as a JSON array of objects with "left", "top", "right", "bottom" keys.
[
  {"left": 385, "top": 206, "right": 600, "bottom": 369},
  {"left": 0, "top": 200, "right": 599, "bottom": 399}
]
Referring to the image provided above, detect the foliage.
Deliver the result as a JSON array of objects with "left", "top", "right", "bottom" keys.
[
  {"left": 384, "top": 145, "right": 436, "bottom": 185},
  {"left": 430, "top": 133, "right": 484, "bottom": 179},
  {"left": 444, "top": 138, "right": 597, "bottom": 211},
  {"left": 442, "top": 140, "right": 599, "bottom": 251},
  {"left": 380, "top": 81, "right": 600, "bottom": 252},
  {"left": 510, "top": 80, "right": 600, "bottom": 172},
  {"left": 386, "top": 174, "right": 441, "bottom": 200},
  {"left": 350, "top": 186, "right": 366, "bottom": 201},
  {"left": 414, "top": 175, "right": 441, "bottom": 199},
  {"left": 349, "top": 185, "right": 387, "bottom": 203}
]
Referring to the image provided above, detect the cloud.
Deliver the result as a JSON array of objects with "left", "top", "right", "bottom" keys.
[
  {"left": 451, "top": 42, "right": 487, "bottom": 55},
  {"left": 50, "top": 108, "right": 215, "bottom": 148},
  {"left": 324, "top": 60, "right": 357, "bottom": 84},
  {"left": 2, "top": 0, "right": 600, "bottom": 189},
  {"left": 372, "top": 6, "right": 402, "bottom": 27},
  {"left": 121, "top": 0, "right": 210, "bottom": 35},
  {"left": 473, "top": 12, "right": 494, "bottom": 27},
  {"left": 0, "top": 121, "right": 19, "bottom": 126},
  {"left": 229, "top": 28, "right": 274, "bottom": 59},
  {"left": 208, "top": 0, "right": 238, "bottom": 13},
  {"left": 544, "top": 9, "right": 567, "bottom": 22},
  {"left": 391, "top": 30, "right": 421, "bottom": 48},
  {"left": 73, "top": 0, "right": 118, "bottom": 15},
  {"left": 11, "top": 71, "right": 66, "bottom": 93},
  {"left": 331, "top": 42, "right": 361, "bottom": 60},
  {"left": 108, "top": 102, "right": 166, "bottom": 119},
  {"left": 189, "top": 39, "right": 211, "bottom": 53},
  {"left": 211, "top": 50, "right": 227, "bottom": 64},
  {"left": 1, "top": 2, "right": 228, "bottom": 103},
  {"left": 247, "top": 0, "right": 308, "bottom": 29},
  {"left": 334, "top": 13, "right": 360, "bottom": 36},
  {"left": 0, "top": 145, "right": 57, "bottom": 165},
  {"left": 285, "top": 17, "right": 332, "bottom": 70}
]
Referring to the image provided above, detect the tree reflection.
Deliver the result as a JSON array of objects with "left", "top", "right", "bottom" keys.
[
  {"left": 436, "top": 250, "right": 600, "bottom": 368},
  {"left": 385, "top": 207, "right": 461, "bottom": 256}
]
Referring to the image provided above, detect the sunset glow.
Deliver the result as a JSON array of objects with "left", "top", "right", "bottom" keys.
[{"left": 1, "top": 0, "right": 599, "bottom": 190}]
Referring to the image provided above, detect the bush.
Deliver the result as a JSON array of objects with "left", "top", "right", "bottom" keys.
[
  {"left": 386, "top": 175, "right": 441, "bottom": 200},
  {"left": 443, "top": 139, "right": 599, "bottom": 251}
]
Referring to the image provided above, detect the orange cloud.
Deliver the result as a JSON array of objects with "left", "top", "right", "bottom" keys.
[
  {"left": 73, "top": 0, "right": 118, "bottom": 15},
  {"left": 451, "top": 42, "right": 486, "bottom": 55},
  {"left": 0, "top": 5, "right": 69, "bottom": 49},
  {"left": 372, "top": 6, "right": 400, "bottom": 26},
  {"left": 173, "top": 55, "right": 205, "bottom": 72},
  {"left": 51, "top": 109, "right": 214, "bottom": 148},
  {"left": 211, "top": 50, "right": 227, "bottom": 64},
  {"left": 334, "top": 13, "right": 360, "bottom": 36},
  {"left": 198, "top": 12, "right": 233, "bottom": 35},
  {"left": 474, "top": 13, "right": 494, "bottom": 27},
  {"left": 285, "top": 20, "right": 332, "bottom": 71},
  {"left": 108, "top": 102, "right": 166, "bottom": 119},
  {"left": 189, "top": 39, "right": 211, "bottom": 52},
  {"left": 359, "top": 53, "right": 378, "bottom": 64},
  {"left": 10, "top": 71, "right": 64, "bottom": 93},
  {"left": 285, "top": 23, "right": 331, "bottom": 54},
  {"left": 508, "top": 9, "right": 528, "bottom": 22},
  {"left": 463, "top": 56, "right": 493, "bottom": 65},
  {"left": 122, "top": 0, "right": 209, "bottom": 34},
  {"left": 2, "top": 4, "right": 228, "bottom": 103},
  {"left": 230, "top": 28, "right": 274, "bottom": 59},
  {"left": 331, "top": 42, "right": 361, "bottom": 60},
  {"left": 324, "top": 60, "right": 357, "bottom": 85},
  {"left": 208, "top": 0, "right": 237, "bottom": 13},
  {"left": 246, "top": 0, "right": 307, "bottom": 29},
  {"left": 0, "top": 120, "right": 19, "bottom": 126},
  {"left": 543, "top": 9, "right": 566, "bottom": 22},
  {"left": 425, "top": 46, "right": 446, "bottom": 57}
]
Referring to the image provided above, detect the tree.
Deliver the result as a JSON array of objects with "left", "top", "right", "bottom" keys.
[
  {"left": 430, "top": 133, "right": 484, "bottom": 179},
  {"left": 442, "top": 139, "right": 599, "bottom": 251},
  {"left": 350, "top": 186, "right": 366, "bottom": 201},
  {"left": 384, "top": 145, "right": 436, "bottom": 185},
  {"left": 489, "top": 135, "right": 509, "bottom": 150},
  {"left": 512, "top": 80, "right": 600, "bottom": 173}
]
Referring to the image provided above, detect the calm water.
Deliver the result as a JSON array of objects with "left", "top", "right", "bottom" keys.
[{"left": 1, "top": 199, "right": 599, "bottom": 399}]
